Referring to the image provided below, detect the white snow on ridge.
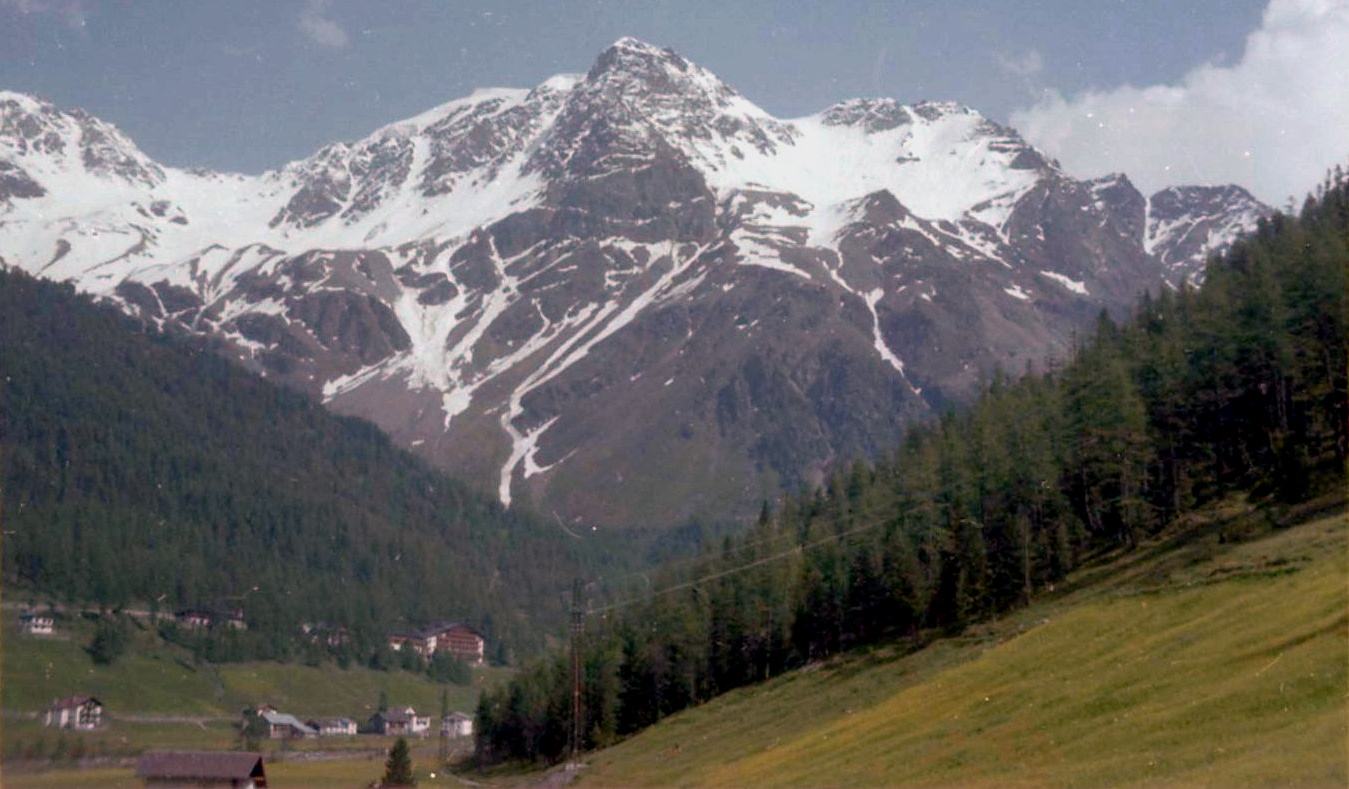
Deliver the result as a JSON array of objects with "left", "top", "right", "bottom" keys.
[
  {"left": 691, "top": 107, "right": 1044, "bottom": 235},
  {"left": 1038, "top": 270, "right": 1089, "bottom": 295}
]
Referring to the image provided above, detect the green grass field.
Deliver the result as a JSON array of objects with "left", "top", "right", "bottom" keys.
[{"left": 577, "top": 508, "right": 1348, "bottom": 788}]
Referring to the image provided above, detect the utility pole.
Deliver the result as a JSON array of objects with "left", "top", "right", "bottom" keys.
[{"left": 569, "top": 578, "right": 584, "bottom": 767}]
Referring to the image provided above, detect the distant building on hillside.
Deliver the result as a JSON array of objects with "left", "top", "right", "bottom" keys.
[
  {"left": 371, "top": 706, "right": 430, "bottom": 737},
  {"left": 137, "top": 750, "right": 266, "bottom": 788},
  {"left": 175, "top": 609, "right": 247, "bottom": 631},
  {"left": 434, "top": 623, "right": 485, "bottom": 665},
  {"left": 19, "top": 612, "right": 55, "bottom": 636},
  {"left": 43, "top": 696, "right": 103, "bottom": 730},
  {"left": 387, "top": 622, "right": 485, "bottom": 665},
  {"left": 386, "top": 629, "right": 438, "bottom": 658},
  {"left": 174, "top": 609, "right": 214, "bottom": 630},
  {"left": 442, "top": 711, "right": 473, "bottom": 737},
  {"left": 259, "top": 711, "right": 315, "bottom": 739},
  {"left": 307, "top": 717, "right": 357, "bottom": 737}
]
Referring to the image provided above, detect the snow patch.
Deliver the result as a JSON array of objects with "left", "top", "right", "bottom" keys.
[{"left": 1038, "top": 270, "right": 1089, "bottom": 295}]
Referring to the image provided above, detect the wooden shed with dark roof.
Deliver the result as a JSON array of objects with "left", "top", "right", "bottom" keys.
[{"left": 136, "top": 750, "right": 266, "bottom": 788}]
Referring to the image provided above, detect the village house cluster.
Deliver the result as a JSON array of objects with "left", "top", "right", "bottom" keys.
[{"left": 252, "top": 703, "right": 472, "bottom": 739}]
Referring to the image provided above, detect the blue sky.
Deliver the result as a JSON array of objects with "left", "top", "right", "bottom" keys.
[{"left": 2, "top": 0, "right": 1345, "bottom": 203}]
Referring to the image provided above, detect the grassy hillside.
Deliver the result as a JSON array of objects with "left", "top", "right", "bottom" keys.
[
  {"left": 2, "top": 615, "right": 503, "bottom": 721},
  {"left": 577, "top": 505, "right": 1347, "bottom": 788}
]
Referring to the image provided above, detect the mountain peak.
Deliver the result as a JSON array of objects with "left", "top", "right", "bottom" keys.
[
  {"left": 1, "top": 90, "right": 164, "bottom": 187},
  {"left": 586, "top": 36, "right": 698, "bottom": 89},
  {"left": 609, "top": 36, "right": 667, "bottom": 54}
]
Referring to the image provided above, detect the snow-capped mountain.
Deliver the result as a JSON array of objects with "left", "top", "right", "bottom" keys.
[{"left": 0, "top": 38, "right": 1269, "bottom": 528}]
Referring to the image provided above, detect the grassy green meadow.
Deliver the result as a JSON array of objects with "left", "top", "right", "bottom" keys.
[{"left": 577, "top": 508, "right": 1347, "bottom": 788}]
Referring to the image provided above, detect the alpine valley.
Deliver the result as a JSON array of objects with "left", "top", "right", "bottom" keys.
[{"left": 0, "top": 38, "right": 1268, "bottom": 529}]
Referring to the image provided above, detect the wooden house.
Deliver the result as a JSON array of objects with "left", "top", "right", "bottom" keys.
[
  {"left": 43, "top": 696, "right": 102, "bottom": 730},
  {"left": 137, "top": 750, "right": 266, "bottom": 788}
]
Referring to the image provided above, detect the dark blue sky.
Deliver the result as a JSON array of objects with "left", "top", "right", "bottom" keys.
[{"left": 0, "top": 0, "right": 1274, "bottom": 174}]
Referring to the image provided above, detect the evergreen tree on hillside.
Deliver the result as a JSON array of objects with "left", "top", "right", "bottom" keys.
[
  {"left": 382, "top": 737, "right": 415, "bottom": 787},
  {"left": 473, "top": 165, "right": 1349, "bottom": 766},
  {"left": 0, "top": 268, "right": 626, "bottom": 662}
]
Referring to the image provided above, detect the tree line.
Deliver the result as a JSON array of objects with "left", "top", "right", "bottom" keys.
[{"left": 473, "top": 167, "right": 1349, "bottom": 764}]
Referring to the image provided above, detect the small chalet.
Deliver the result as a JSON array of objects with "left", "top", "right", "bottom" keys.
[
  {"left": 307, "top": 717, "right": 357, "bottom": 737},
  {"left": 137, "top": 750, "right": 266, "bottom": 788},
  {"left": 43, "top": 696, "right": 102, "bottom": 730},
  {"left": 19, "top": 612, "right": 55, "bottom": 636},
  {"left": 371, "top": 706, "right": 430, "bottom": 737},
  {"left": 441, "top": 711, "right": 473, "bottom": 738},
  {"left": 259, "top": 711, "right": 315, "bottom": 739}
]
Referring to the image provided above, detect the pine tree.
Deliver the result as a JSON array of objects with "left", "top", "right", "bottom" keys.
[{"left": 382, "top": 737, "right": 415, "bottom": 787}]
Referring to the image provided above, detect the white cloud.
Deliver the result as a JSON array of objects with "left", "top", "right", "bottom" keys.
[
  {"left": 1011, "top": 0, "right": 1349, "bottom": 206},
  {"left": 299, "top": 0, "right": 349, "bottom": 49}
]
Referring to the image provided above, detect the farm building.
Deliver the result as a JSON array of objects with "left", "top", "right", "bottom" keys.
[
  {"left": 19, "top": 612, "right": 55, "bottom": 635},
  {"left": 43, "top": 696, "right": 102, "bottom": 730},
  {"left": 137, "top": 750, "right": 266, "bottom": 788},
  {"left": 307, "top": 717, "right": 357, "bottom": 736},
  {"left": 442, "top": 711, "right": 474, "bottom": 737},
  {"left": 371, "top": 706, "right": 430, "bottom": 737},
  {"left": 259, "top": 711, "right": 315, "bottom": 739}
]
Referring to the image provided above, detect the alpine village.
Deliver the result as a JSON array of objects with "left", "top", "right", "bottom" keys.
[{"left": 1, "top": 13, "right": 1346, "bottom": 789}]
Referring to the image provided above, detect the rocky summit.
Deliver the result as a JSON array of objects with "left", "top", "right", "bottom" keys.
[{"left": 0, "top": 38, "right": 1268, "bottom": 529}]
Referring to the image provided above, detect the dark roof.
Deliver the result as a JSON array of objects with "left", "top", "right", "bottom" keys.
[
  {"left": 399, "top": 621, "right": 483, "bottom": 639},
  {"left": 50, "top": 696, "right": 99, "bottom": 709},
  {"left": 136, "top": 751, "right": 264, "bottom": 780},
  {"left": 379, "top": 708, "right": 413, "bottom": 724}
]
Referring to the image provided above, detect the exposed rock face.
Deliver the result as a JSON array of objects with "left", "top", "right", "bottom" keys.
[{"left": 0, "top": 39, "right": 1270, "bottom": 528}]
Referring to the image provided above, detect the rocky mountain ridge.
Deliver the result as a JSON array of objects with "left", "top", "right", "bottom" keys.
[{"left": 0, "top": 38, "right": 1269, "bottom": 528}]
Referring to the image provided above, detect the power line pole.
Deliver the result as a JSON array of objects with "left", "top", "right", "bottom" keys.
[{"left": 570, "top": 578, "right": 584, "bottom": 767}]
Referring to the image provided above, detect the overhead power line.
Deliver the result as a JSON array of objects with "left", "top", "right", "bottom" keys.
[{"left": 588, "top": 516, "right": 897, "bottom": 615}]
